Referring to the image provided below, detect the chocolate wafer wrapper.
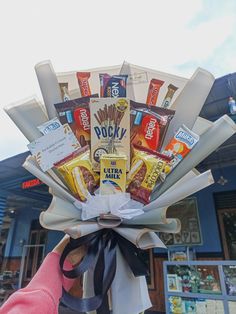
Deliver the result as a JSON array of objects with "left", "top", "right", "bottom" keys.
[
  {"left": 54, "top": 145, "right": 99, "bottom": 201},
  {"left": 90, "top": 98, "right": 130, "bottom": 171},
  {"left": 54, "top": 94, "right": 98, "bottom": 147},
  {"left": 130, "top": 100, "right": 175, "bottom": 151}
]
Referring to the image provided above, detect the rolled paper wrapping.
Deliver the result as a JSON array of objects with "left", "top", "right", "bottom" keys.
[
  {"left": 192, "top": 116, "right": 213, "bottom": 135},
  {"left": 119, "top": 61, "right": 135, "bottom": 101},
  {"left": 23, "top": 156, "right": 78, "bottom": 204},
  {"left": 143, "top": 170, "right": 214, "bottom": 213},
  {"left": 162, "top": 68, "right": 215, "bottom": 148},
  {"left": 35, "top": 60, "right": 62, "bottom": 119},
  {"left": 4, "top": 96, "right": 48, "bottom": 142},
  {"left": 151, "top": 114, "right": 236, "bottom": 200}
]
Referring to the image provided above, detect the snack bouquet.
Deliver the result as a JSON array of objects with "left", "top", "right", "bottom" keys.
[{"left": 4, "top": 61, "right": 236, "bottom": 314}]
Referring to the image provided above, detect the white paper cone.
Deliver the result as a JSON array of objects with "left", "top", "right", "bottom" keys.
[
  {"left": 146, "top": 170, "right": 214, "bottom": 211},
  {"left": 4, "top": 96, "right": 48, "bottom": 141},
  {"left": 162, "top": 68, "right": 215, "bottom": 148},
  {"left": 35, "top": 60, "right": 62, "bottom": 119},
  {"left": 152, "top": 115, "right": 236, "bottom": 200},
  {"left": 23, "top": 156, "right": 76, "bottom": 203}
]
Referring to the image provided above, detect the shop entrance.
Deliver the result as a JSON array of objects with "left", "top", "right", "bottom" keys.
[
  {"left": 218, "top": 208, "right": 236, "bottom": 260},
  {"left": 23, "top": 229, "right": 47, "bottom": 281},
  {"left": 214, "top": 190, "right": 236, "bottom": 260},
  {"left": 23, "top": 220, "right": 47, "bottom": 283}
]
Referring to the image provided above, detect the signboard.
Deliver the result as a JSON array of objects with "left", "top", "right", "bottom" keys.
[{"left": 21, "top": 178, "right": 42, "bottom": 189}]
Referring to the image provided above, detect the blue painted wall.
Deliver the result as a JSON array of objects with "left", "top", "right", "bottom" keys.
[
  {"left": 155, "top": 165, "right": 236, "bottom": 255},
  {"left": 45, "top": 230, "right": 64, "bottom": 254},
  {"left": 6, "top": 207, "right": 63, "bottom": 257},
  {"left": 6, "top": 207, "right": 39, "bottom": 257},
  {"left": 195, "top": 165, "right": 236, "bottom": 253}
]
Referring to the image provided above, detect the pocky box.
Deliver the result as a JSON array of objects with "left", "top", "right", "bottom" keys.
[
  {"left": 99, "top": 74, "right": 128, "bottom": 98},
  {"left": 130, "top": 100, "right": 175, "bottom": 151},
  {"left": 100, "top": 154, "right": 127, "bottom": 194},
  {"left": 54, "top": 95, "right": 98, "bottom": 147},
  {"left": 90, "top": 98, "right": 130, "bottom": 171}
]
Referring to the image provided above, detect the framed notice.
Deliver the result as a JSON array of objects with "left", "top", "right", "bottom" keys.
[{"left": 159, "top": 197, "right": 202, "bottom": 247}]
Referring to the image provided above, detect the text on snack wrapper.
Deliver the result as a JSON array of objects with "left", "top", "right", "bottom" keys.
[
  {"left": 104, "top": 168, "right": 123, "bottom": 179},
  {"left": 94, "top": 126, "right": 127, "bottom": 140},
  {"left": 175, "top": 130, "right": 195, "bottom": 146}
]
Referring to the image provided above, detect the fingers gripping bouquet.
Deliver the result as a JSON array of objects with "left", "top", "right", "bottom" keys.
[{"left": 4, "top": 60, "right": 236, "bottom": 314}]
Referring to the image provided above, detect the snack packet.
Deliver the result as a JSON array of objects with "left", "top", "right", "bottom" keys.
[
  {"left": 146, "top": 78, "right": 164, "bottom": 106},
  {"left": 161, "top": 84, "right": 178, "bottom": 108},
  {"left": 162, "top": 124, "right": 199, "bottom": 169},
  {"left": 37, "top": 117, "right": 62, "bottom": 135},
  {"left": 54, "top": 146, "right": 99, "bottom": 201},
  {"left": 90, "top": 98, "right": 130, "bottom": 171},
  {"left": 59, "top": 83, "right": 71, "bottom": 101},
  {"left": 54, "top": 95, "right": 98, "bottom": 147},
  {"left": 126, "top": 145, "right": 171, "bottom": 204},
  {"left": 76, "top": 72, "right": 92, "bottom": 97},
  {"left": 99, "top": 73, "right": 128, "bottom": 98},
  {"left": 130, "top": 100, "right": 175, "bottom": 151},
  {"left": 100, "top": 154, "right": 127, "bottom": 194}
]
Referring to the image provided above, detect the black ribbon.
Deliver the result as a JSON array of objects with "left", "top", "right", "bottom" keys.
[{"left": 60, "top": 229, "right": 149, "bottom": 314}]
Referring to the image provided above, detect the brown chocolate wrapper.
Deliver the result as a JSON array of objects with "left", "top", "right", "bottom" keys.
[
  {"left": 54, "top": 94, "right": 98, "bottom": 147},
  {"left": 130, "top": 100, "right": 175, "bottom": 152}
]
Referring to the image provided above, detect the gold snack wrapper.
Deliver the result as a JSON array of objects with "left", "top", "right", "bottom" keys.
[
  {"left": 54, "top": 146, "right": 99, "bottom": 201},
  {"left": 100, "top": 154, "right": 127, "bottom": 194},
  {"left": 126, "top": 145, "right": 171, "bottom": 204}
]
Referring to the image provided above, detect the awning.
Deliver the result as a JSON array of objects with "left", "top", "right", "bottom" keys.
[{"left": 0, "top": 151, "right": 52, "bottom": 228}]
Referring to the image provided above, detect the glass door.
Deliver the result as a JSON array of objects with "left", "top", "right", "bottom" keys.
[{"left": 24, "top": 229, "right": 47, "bottom": 280}]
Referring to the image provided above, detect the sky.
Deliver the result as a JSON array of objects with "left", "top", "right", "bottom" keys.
[{"left": 0, "top": 0, "right": 236, "bottom": 161}]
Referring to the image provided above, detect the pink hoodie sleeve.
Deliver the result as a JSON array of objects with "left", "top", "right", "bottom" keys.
[{"left": 0, "top": 252, "right": 75, "bottom": 314}]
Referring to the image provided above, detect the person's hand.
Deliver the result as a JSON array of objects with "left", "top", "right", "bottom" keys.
[{"left": 53, "top": 235, "right": 87, "bottom": 265}]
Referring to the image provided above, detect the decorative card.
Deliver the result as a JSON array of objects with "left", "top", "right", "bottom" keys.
[{"left": 28, "top": 124, "right": 80, "bottom": 171}]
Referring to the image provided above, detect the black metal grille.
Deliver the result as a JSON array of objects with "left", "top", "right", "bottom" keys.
[{"left": 214, "top": 190, "right": 236, "bottom": 209}]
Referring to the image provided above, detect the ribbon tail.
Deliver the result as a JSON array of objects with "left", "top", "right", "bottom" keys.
[{"left": 111, "top": 247, "right": 152, "bottom": 314}]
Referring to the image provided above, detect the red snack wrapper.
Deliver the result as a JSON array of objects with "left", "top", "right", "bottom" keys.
[
  {"left": 146, "top": 78, "right": 164, "bottom": 106},
  {"left": 130, "top": 100, "right": 175, "bottom": 151},
  {"left": 54, "top": 95, "right": 98, "bottom": 147},
  {"left": 76, "top": 72, "right": 92, "bottom": 97},
  {"left": 126, "top": 144, "right": 171, "bottom": 204}
]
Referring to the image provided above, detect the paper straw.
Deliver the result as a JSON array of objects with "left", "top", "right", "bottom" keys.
[
  {"left": 4, "top": 96, "right": 48, "bottom": 141},
  {"left": 162, "top": 68, "right": 215, "bottom": 148},
  {"left": 35, "top": 60, "right": 62, "bottom": 119},
  {"left": 152, "top": 115, "right": 236, "bottom": 200}
]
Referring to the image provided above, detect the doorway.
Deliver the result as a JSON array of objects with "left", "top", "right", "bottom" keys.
[
  {"left": 218, "top": 208, "right": 236, "bottom": 260},
  {"left": 23, "top": 229, "right": 47, "bottom": 281}
]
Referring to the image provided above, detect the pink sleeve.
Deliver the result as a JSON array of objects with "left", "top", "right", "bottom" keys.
[{"left": 0, "top": 252, "right": 75, "bottom": 314}]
